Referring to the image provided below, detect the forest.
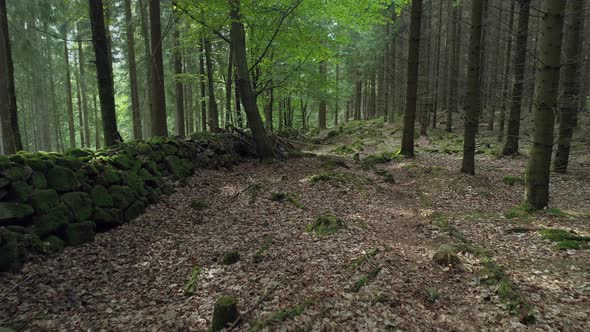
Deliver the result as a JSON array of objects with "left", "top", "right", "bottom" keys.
[{"left": 0, "top": 0, "right": 589, "bottom": 331}]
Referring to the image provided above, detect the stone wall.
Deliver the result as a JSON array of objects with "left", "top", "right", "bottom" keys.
[{"left": 0, "top": 133, "right": 248, "bottom": 272}]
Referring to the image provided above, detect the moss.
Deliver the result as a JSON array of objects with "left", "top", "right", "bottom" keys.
[
  {"left": 0, "top": 202, "right": 34, "bottom": 222},
  {"left": 0, "top": 229, "right": 27, "bottom": 272},
  {"left": 502, "top": 175, "right": 524, "bottom": 186},
  {"left": 183, "top": 265, "right": 201, "bottom": 296},
  {"left": 320, "top": 157, "right": 349, "bottom": 169},
  {"left": 327, "top": 130, "right": 339, "bottom": 138},
  {"left": 433, "top": 245, "right": 460, "bottom": 266},
  {"left": 222, "top": 250, "right": 240, "bottom": 265},
  {"left": 539, "top": 229, "right": 574, "bottom": 241},
  {"left": 124, "top": 201, "right": 145, "bottom": 222},
  {"left": 111, "top": 154, "right": 135, "bottom": 170},
  {"left": 332, "top": 145, "right": 355, "bottom": 155},
  {"left": 42, "top": 235, "right": 65, "bottom": 254},
  {"left": 65, "top": 148, "right": 93, "bottom": 158},
  {"left": 287, "top": 195, "right": 304, "bottom": 209},
  {"left": 93, "top": 207, "right": 121, "bottom": 229},
  {"left": 62, "top": 192, "right": 93, "bottom": 222},
  {"left": 6, "top": 181, "right": 33, "bottom": 203},
  {"left": 47, "top": 166, "right": 79, "bottom": 192},
  {"left": 309, "top": 171, "right": 351, "bottom": 184},
  {"left": 0, "top": 155, "right": 10, "bottom": 169},
  {"left": 350, "top": 267, "right": 382, "bottom": 292},
  {"left": 504, "top": 204, "right": 534, "bottom": 219},
  {"left": 30, "top": 171, "right": 47, "bottom": 189},
  {"left": 250, "top": 301, "right": 311, "bottom": 331},
  {"left": 244, "top": 183, "right": 261, "bottom": 203},
  {"left": 545, "top": 207, "right": 567, "bottom": 217},
  {"left": 164, "top": 155, "right": 191, "bottom": 177},
  {"left": 62, "top": 220, "right": 96, "bottom": 246},
  {"left": 190, "top": 198, "right": 208, "bottom": 210},
  {"left": 137, "top": 143, "right": 152, "bottom": 155},
  {"left": 211, "top": 295, "right": 239, "bottom": 332},
  {"left": 361, "top": 151, "right": 401, "bottom": 168},
  {"left": 270, "top": 192, "right": 287, "bottom": 202},
  {"left": 90, "top": 185, "right": 114, "bottom": 208},
  {"left": 252, "top": 235, "right": 272, "bottom": 264},
  {"left": 124, "top": 171, "right": 147, "bottom": 196},
  {"left": 350, "top": 248, "right": 380, "bottom": 270},
  {"left": 3, "top": 166, "right": 26, "bottom": 181},
  {"left": 55, "top": 156, "right": 82, "bottom": 170},
  {"left": 29, "top": 189, "right": 60, "bottom": 215},
  {"left": 109, "top": 185, "right": 136, "bottom": 209},
  {"left": 103, "top": 166, "right": 121, "bottom": 184},
  {"left": 557, "top": 240, "right": 580, "bottom": 250},
  {"left": 9, "top": 154, "right": 27, "bottom": 165},
  {"left": 306, "top": 215, "right": 344, "bottom": 235}
]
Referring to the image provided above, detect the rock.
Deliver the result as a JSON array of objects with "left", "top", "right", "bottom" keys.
[
  {"left": 28, "top": 158, "right": 53, "bottom": 172},
  {"left": 61, "top": 192, "right": 93, "bottom": 222},
  {"left": 0, "top": 229, "right": 27, "bottom": 272},
  {"left": 47, "top": 166, "right": 79, "bottom": 192},
  {"left": 6, "top": 181, "right": 33, "bottom": 202},
  {"left": 93, "top": 207, "right": 122, "bottom": 229},
  {"left": 0, "top": 155, "right": 10, "bottom": 169},
  {"left": 62, "top": 221, "right": 96, "bottom": 246},
  {"left": 42, "top": 235, "right": 65, "bottom": 254},
  {"left": 29, "top": 189, "right": 60, "bottom": 214},
  {"left": 65, "top": 148, "right": 93, "bottom": 158},
  {"left": 433, "top": 245, "right": 461, "bottom": 266},
  {"left": 211, "top": 296, "right": 239, "bottom": 332},
  {"left": 34, "top": 206, "right": 70, "bottom": 238},
  {"left": 124, "top": 171, "right": 146, "bottom": 196},
  {"left": 8, "top": 154, "right": 27, "bottom": 165},
  {"left": 111, "top": 154, "right": 135, "bottom": 170},
  {"left": 109, "top": 185, "right": 136, "bottom": 209},
  {"left": 0, "top": 202, "right": 34, "bottom": 224},
  {"left": 103, "top": 166, "right": 121, "bottom": 184},
  {"left": 305, "top": 215, "right": 344, "bottom": 235},
  {"left": 2, "top": 166, "right": 26, "bottom": 181},
  {"left": 124, "top": 201, "right": 145, "bottom": 222},
  {"left": 90, "top": 185, "right": 114, "bottom": 208},
  {"left": 55, "top": 156, "right": 83, "bottom": 170},
  {"left": 30, "top": 171, "right": 48, "bottom": 189}
]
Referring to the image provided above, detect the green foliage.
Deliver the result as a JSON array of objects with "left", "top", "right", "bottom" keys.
[
  {"left": 557, "top": 240, "right": 580, "bottom": 250},
  {"left": 309, "top": 171, "right": 351, "bottom": 184},
  {"left": 539, "top": 228, "right": 589, "bottom": 250},
  {"left": 361, "top": 151, "right": 401, "bottom": 168},
  {"left": 222, "top": 250, "right": 240, "bottom": 265},
  {"left": 183, "top": 265, "right": 202, "bottom": 296},
  {"left": 250, "top": 301, "right": 312, "bottom": 331},
  {"left": 211, "top": 296, "right": 238, "bottom": 332},
  {"left": 502, "top": 175, "right": 524, "bottom": 186},
  {"left": 190, "top": 199, "right": 209, "bottom": 210},
  {"left": 504, "top": 204, "right": 534, "bottom": 219},
  {"left": 349, "top": 267, "right": 381, "bottom": 292},
  {"left": 306, "top": 215, "right": 344, "bottom": 235},
  {"left": 350, "top": 248, "right": 379, "bottom": 270},
  {"left": 62, "top": 221, "right": 96, "bottom": 246},
  {"left": 270, "top": 192, "right": 287, "bottom": 202},
  {"left": 545, "top": 207, "right": 567, "bottom": 217}
]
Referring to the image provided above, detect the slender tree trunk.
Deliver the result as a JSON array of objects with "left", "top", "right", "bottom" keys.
[
  {"left": 488, "top": 2, "right": 504, "bottom": 132},
  {"left": 93, "top": 93, "right": 100, "bottom": 149},
  {"left": 203, "top": 37, "right": 219, "bottom": 131},
  {"left": 77, "top": 27, "right": 91, "bottom": 147},
  {"left": 124, "top": 0, "right": 142, "bottom": 140},
  {"left": 400, "top": 0, "right": 423, "bottom": 157},
  {"left": 446, "top": 1, "right": 462, "bottom": 133},
  {"left": 225, "top": 44, "right": 233, "bottom": 129},
  {"left": 526, "top": 0, "right": 565, "bottom": 209},
  {"left": 149, "top": 0, "right": 168, "bottom": 137},
  {"left": 265, "top": 86, "right": 273, "bottom": 131},
  {"left": 139, "top": 0, "right": 151, "bottom": 138},
  {"left": 553, "top": 0, "right": 583, "bottom": 173},
  {"left": 199, "top": 42, "right": 207, "bottom": 132},
  {"left": 0, "top": 0, "right": 22, "bottom": 153},
  {"left": 229, "top": 0, "right": 274, "bottom": 160},
  {"left": 335, "top": 61, "right": 339, "bottom": 126},
  {"left": 461, "top": 0, "right": 484, "bottom": 175},
  {"left": 502, "top": 0, "right": 531, "bottom": 155},
  {"left": 354, "top": 69, "right": 362, "bottom": 120},
  {"left": 89, "top": 0, "right": 121, "bottom": 146},
  {"left": 64, "top": 41, "right": 76, "bottom": 148},
  {"left": 75, "top": 64, "right": 85, "bottom": 147},
  {"left": 431, "top": 0, "right": 443, "bottom": 129},
  {"left": 234, "top": 71, "right": 242, "bottom": 128},
  {"left": 318, "top": 60, "right": 327, "bottom": 129},
  {"left": 173, "top": 22, "right": 185, "bottom": 136},
  {"left": 498, "top": 1, "right": 515, "bottom": 142}
]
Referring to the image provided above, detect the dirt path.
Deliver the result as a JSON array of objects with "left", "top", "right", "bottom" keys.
[{"left": 1, "top": 123, "right": 588, "bottom": 331}]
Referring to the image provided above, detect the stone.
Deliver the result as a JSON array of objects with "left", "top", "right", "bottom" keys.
[
  {"left": 34, "top": 206, "right": 70, "bottom": 238},
  {"left": 124, "top": 201, "right": 145, "bottom": 222},
  {"left": 0, "top": 202, "right": 34, "bottom": 223},
  {"left": 0, "top": 229, "right": 27, "bottom": 272},
  {"left": 6, "top": 181, "right": 33, "bottom": 202},
  {"left": 109, "top": 185, "right": 136, "bottom": 209},
  {"left": 0, "top": 155, "right": 10, "bottom": 169},
  {"left": 62, "top": 192, "right": 93, "bottom": 222},
  {"left": 62, "top": 221, "right": 96, "bottom": 246},
  {"left": 30, "top": 171, "right": 48, "bottom": 189},
  {"left": 2, "top": 166, "right": 26, "bottom": 181},
  {"left": 93, "top": 207, "right": 122, "bottom": 229},
  {"left": 111, "top": 154, "right": 135, "bottom": 170},
  {"left": 90, "top": 185, "right": 114, "bottom": 208},
  {"left": 47, "top": 166, "right": 79, "bottom": 192},
  {"left": 42, "top": 235, "right": 65, "bottom": 254},
  {"left": 29, "top": 189, "right": 60, "bottom": 214},
  {"left": 103, "top": 166, "right": 121, "bottom": 184}
]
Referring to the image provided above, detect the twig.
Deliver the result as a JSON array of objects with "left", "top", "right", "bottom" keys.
[
  {"left": 16, "top": 309, "right": 45, "bottom": 332},
  {"left": 228, "top": 284, "right": 280, "bottom": 331},
  {"left": 0, "top": 273, "right": 38, "bottom": 304}
]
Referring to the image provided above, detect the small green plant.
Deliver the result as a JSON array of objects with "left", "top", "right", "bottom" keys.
[
  {"left": 425, "top": 287, "right": 440, "bottom": 303},
  {"left": 557, "top": 240, "right": 580, "bottom": 250},
  {"left": 350, "top": 248, "right": 380, "bottom": 270},
  {"left": 361, "top": 151, "right": 401, "bottom": 168},
  {"left": 545, "top": 207, "right": 567, "bottom": 217},
  {"left": 253, "top": 235, "right": 272, "bottom": 263},
  {"left": 222, "top": 250, "right": 240, "bottom": 265},
  {"left": 270, "top": 192, "right": 287, "bottom": 202},
  {"left": 332, "top": 145, "right": 355, "bottom": 155},
  {"left": 327, "top": 130, "right": 339, "bottom": 138},
  {"left": 349, "top": 267, "right": 382, "bottom": 292},
  {"left": 287, "top": 195, "right": 304, "bottom": 209},
  {"left": 309, "top": 171, "right": 351, "bottom": 184},
  {"left": 190, "top": 199, "right": 208, "bottom": 210},
  {"left": 502, "top": 175, "right": 524, "bottom": 186},
  {"left": 504, "top": 204, "right": 533, "bottom": 219},
  {"left": 305, "top": 215, "right": 344, "bottom": 235},
  {"left": 182, "top": 265, "right": 201, "bottom": 296},
  {"left": 539, "top": 229, "right": 574, "bottom": 241},
  {"left": 250, "top": 301, "right": 312, "bottom": 331},
  {"left": 245, "top": 183, "right": 261, "bottom": 203}
]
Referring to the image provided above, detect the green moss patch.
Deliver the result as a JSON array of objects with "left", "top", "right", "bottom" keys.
[
  {"left": 306, "top": 215, "right": 344, "bottom": 235},
  {"left": 211, "top": 295, "right": 239, "bottom": 332},
  {"left": 183, "top": 265, "right": 201, "bottom": 296},
  {"left": 502, "top": 175, "right": 524, "bottom": 186},
  {"left": 504, "top": 204, "right": 534, "bottom": 219},
  {"left": 34, "top": 206, "right": 70, "bottom": 238},
  {"left": 0, "top": 202, "right": 34, "bottom": 222},
  {"left": 361, "top": 151, "right": 401, "bottom": 168},
  {"left": 61, "top": 192, "right": 93, "bottom": 222},
  {"left": 539, "top": 228, "right": 589, "bottom": 250},
  {"left": 62, "top": 221, "right": 96, "bottom": 246},
  {"left": 350, "top": 248, "right": 379, "bottom": 270},
  {"left": 222, "top": 250, "right": 240, "bottom": 265},
  {"left": 432, "top": 244, "right": 460, "bottom": 266},
  {"left": 309, "top": 171, "right": 352, "bottom": 184},
  {"left": 250, "top": 301, "right": 312, "bottom": 331},
  {"left": 47, "top": 166, "right": 79, "bottom": 192},
  {"left": 349, "top": 267, "right": 382, "bottom": 292},
  {"left": 545, "top": 207, "right": 567, "bottom": 217},
  {"left": 190, "top": 199, "right": 208, "bottom": 210}
]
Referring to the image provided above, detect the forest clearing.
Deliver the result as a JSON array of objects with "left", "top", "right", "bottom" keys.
[{"left": 1, "top": 0, "right": 589, "bottom": 331}]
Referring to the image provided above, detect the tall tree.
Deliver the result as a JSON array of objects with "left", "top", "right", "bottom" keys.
[
  {"left": 446, "top": 0, "right": 462, "bottom": 133},
  {"left": 203, "top": 37, "right": 219, "bottom": 131},
  {"left": 229, "top": 0, "right": 274, "bottom": 160},
  {"left": 124, "top": 0, "right": 142, "bottom": 140},
  {"left": 461, "top": 0, "right": 484, "bottom": 175},
  {"left": 64, "top": 40, "right": 76, "bottom": 148},
  {"left": 318, "top": 60, "right": 327, "bottom": 129},
  {"left": 173, "top": 20, "right": 185, "bottom": 136},
  {"left": 149, "top": 0, "right": 168, "bottom": 137},
  {"left": 89, "top": 0, "right": 121, "bottom": 146},
  {"left": 553, "top": 0, "right": 584, "bottom": 173},
  {"left": 502, "top": 0, "right": 531, "bottom": 155},
  {"left": 0, "top": 0, "right": 22, "bottom": 154},
  {"left": 199, "top": 42, "right": 207, "bottom": 132},
  {"left": 399, "top": 0, "right": 423, "bottom": 157},
  {"left": 525, "top": 0, "right": 565, "bottom": 209},
  {"left": 77, "top": 26, "right": 90, "bottom": 147},
  {"left": 498, "top": 0, "right": 515, "bottom": 142}
]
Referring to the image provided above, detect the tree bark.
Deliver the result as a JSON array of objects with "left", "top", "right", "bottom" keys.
[
  {"left": 229, "top": 0, "right": 274, "bottom": 160},
  {"left": 77, "top": 32, "right": 91, "bottom": 147},
  {"left": 399, "top": 0, "right": 423, "bottom": 157},
  {"left": 553, "top": 0, "right": 583, "bottom": 173},
  {"left": 149, "top": 0, "right": 168, "bottom": 137},
  {"left": 431, "top": 0, "right": 443, "bottom": 129},
  {"left": 89, "top": 0, "right": 121, "bottom": 146},
  {"left": 526, "top": 0, "right": 565, "bottom": 209},
  {"left": 225, "top": 43, "right": 233, "bottom": 129},
  {"left": 203, "top": 37, "right": 219, "bottom": 131},
  {"left": 199, "top": 42, "right": 207, "bottom": 132},
  {"left": 498, "top": 1, "right": 515, "bottom": 142},
  {"left": 64, "top": 41, "right": 76, "bottom": 148},
  {"left": 446, "top": 0, "right": 462, "bottom": 133},
  {"left": 173, "top": 22, "right": 185, "bottom": 136},
  {"left": 502, "top": 0, "right": 531, "bottom": 155},
  {"left": 318, "top": 60, "right": 327, "bottom": 129},
  {"left": 124, "top": 0, "right": 142, "bottom": 140},
  {"left": 461, "top": 0, "right": 484, "bottom": 175}
]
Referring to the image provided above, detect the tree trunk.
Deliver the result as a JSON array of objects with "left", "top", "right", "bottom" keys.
[
  {"left": 149, "top": 0, "right": 168, "bottom": 137},
  {"left": 335, "top": 61, "right": 339, "bottom": 126},
  {"left": 461, "top": 0, "right": 484, "bottom": 175},
  {"left": 498, "top": 1, "right": 515, "bottom": 142},
  {"left": 399, "top": 0, "right": 423, "bottom": 157},
  {"left": 446, "top": 0, "right": 462, "bottom": 133},
  {"left": 75, "top": 63, "right": 85, "bottom": 147},
  {"left": 432, "top": 0, "right": 443, "bottom": 129},
  {"left": 93, "top": 93, "right": 101, "bottom": 149},
  {"left": 203, "top": 37, "right": 219, "bottom": 131},
  {"left": 64, "top": 41, "right": 76, "bottom": 148},
  {"left": 354, "top": 69, "right": 362, "bottom": 120},
  {"left": 124, "top": 0, "right": 142, "bottom": 140},
  {"left": 225, "top": 44, "right": 233, "bottom": 129},
  {"left": 553, "top": 0, "right": 583, "bottom": 173},
  {"left": 199, "top": 42, "right": 207, "bottom": 132},
  {"left": 318, "top": 60, "right": 327, "bottom": 129},
  {"left": 502, "top": 0, "right": 531, "bottom": 155},
  {"left": 229, "top": 0, "right": 274, "bottom": 160},
  {"left": 139, "top": 0, "right": 151, "bottom": 138},
  {"left": 77, "top": 35, "right": 90, "bottom": 147},
  {"left": 173, "top": 22, "right": 185, "bottom": 136},
  {"left": 525, "top": 0, "right": 565, "bottom": 209},
  {"left": 89, "top": 0, "right": 121, "bottom": 146},
  {"left": 265, "top": 86, "right": 273, "bottom": 131},
  {"left": 0, "top": 0, "right": 22, "bottom": 153}
]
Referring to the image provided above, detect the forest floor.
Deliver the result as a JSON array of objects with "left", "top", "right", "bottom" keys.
[{"left": 1, "top": 120, "right": 589, "bottom": 331}]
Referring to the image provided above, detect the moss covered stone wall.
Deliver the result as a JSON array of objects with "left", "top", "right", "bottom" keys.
[{"left": 0, "top": 134, "right": 245, "bottom": 272}]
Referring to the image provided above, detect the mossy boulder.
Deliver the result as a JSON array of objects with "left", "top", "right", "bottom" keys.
[
  {"left": 2, "top": 166, "right": 26, "bottom": 181},
  {"left": 103, "top": 166, "right": 121, "bottom": 184},
  {"left": 0, "top": 229, "right": 27, "bottom": 272},
  {"left": 42, "top": 235, "right": 65, "bottom": 254},
  {"left": 62, "top": 221, "right": 96, "bottom": 246},
  {"left": 6, "top": 181, "right": 33, "bottom": 202},
  {"left": 65, "top": 148, "right": 93, "bottom": 158},
  {"left": 222, "top": 250, "right": 240, "bottom": 265},
  {"left": 124, "top": 201, "right": 145, "bottom": 222},
  {"left": 29, "top": 189, "right": 60, "bottom": 214},
  {"left": 55, "top": 156, "right": 83, "bottom": 170},
  {"left": 93, "top": 207, "right": 122, "bottom": 229},
  {"left": 305, "top": 215, "right": 344, "bottom": 235},
  {"left": 161, "top": 143, "right": 179, "bottom": 155},
  {"left": 111, "top": 154, "right": 135, "bottom": 170},
  {"left": 9, "top": 154, "right": 27, "bottom": 165},
  {"left": 211, "top": 296, "right": 239, "bottom": 332},
  {"left": 90, "top": 185, "right": 113, "bottom": 208},
  {"left": 433, "top": 245, "right": 460, "bottom": 266},
  {"left": 0, "top": 155, "right": 10, "bottom": 169},
  {"left": 109, "top": 185, "right": 136, "bottom": 209},
  {"left": 124, "top": 171, "right": 147, "bottom": 196},
  {"left": 34, "top": 206, "right": 70, "bottom": 238},
  {"left": 0, "top": 202, "right": 34, "bottom": 223},
  {"left": 164, "top": 155, "right": 191, "bottom": 177},
  {"left": 30, "top": 171, "right": 48, "bottom": 189},
  {"left": 47, "top": 166, "right": 79, "bottom": 192},
  {"left": 61, "top": 192, "right": 93, "bottom": 222},
  {"left": 28, "top": 158, "right": 52, "bottom": 172}
]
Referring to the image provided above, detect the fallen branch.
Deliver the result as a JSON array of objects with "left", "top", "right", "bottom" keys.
[{"left": 228, "top": 283, "right": 280, "bottom": 331}]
